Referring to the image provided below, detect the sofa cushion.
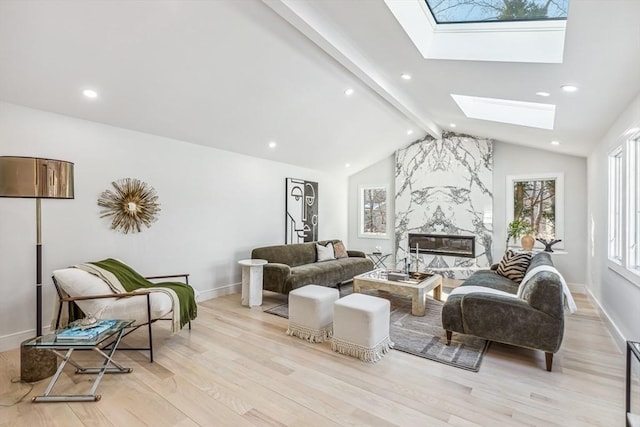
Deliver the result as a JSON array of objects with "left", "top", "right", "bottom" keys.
[
  {"left": 252, "top": 242, "right": 317, "bottom": 267},
  {"left": 316, "top": 242, "right": 335, "bottom": 262},
  {"left": 496, "top": 250, "right": 531, "bottom": 283},
  {"left": 457, "top": 269, "right": 519, "bottom": 294},
  {"left": 333, "top": 241, "right": 349, "bottom": 259},
  {"left": 52, "top": 268, "right": 173, "bottom": 325},
  {"left": 287, "top": 261, "right": 344, "bottom": 290}
]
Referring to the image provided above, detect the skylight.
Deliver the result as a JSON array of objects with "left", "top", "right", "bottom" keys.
[
  {"left": 384, "top": 0, "right": 568, "bottom": 63},
  {"left": 451, "top": 94, "right": 555, "bottom": 129},
  {"left": 425, "top": 0, "right": 568, "bottom": 25}
]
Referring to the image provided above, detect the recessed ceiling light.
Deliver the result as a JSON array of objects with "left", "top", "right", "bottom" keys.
[
  {"left": 450, "top": 123, "right": 457, "bottom": 128},
  {"left": 536, "top": 91, "right": 551, "bottom": 97},
  {"left": 345, "top": 163, "right": 351, "bottom": 168},
  {"left": 400, "top": 74, "right": 412, "bottom": 80},
  {"left": 344, "top": 88, "right": 354, "bottom": 96},
  {"left": 561, "top": 85, "right": 578, "bottom": 93},
  {"left": 268, "top": 141, "right": 277, "bottom": 148},
  {"left": 551, "top": 140, "right": 560, "bottom": 145},
  {"left": 82, "top": 89, "right": 98, "bottom": 98},
  {"left": 407, "top": 129, "right": 414, "bottom": 135}
]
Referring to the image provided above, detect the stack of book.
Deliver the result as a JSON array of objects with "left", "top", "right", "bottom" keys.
[{"left": 56, "top": 319, "right": 118, "bottom": 341}]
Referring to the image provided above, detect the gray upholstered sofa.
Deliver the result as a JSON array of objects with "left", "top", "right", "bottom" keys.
[
  {"left": 251, "top": 240, "right": 374, "bottom": 294},
  {"left": 442, "top": 252, "right": 564, "bottom": 371}
]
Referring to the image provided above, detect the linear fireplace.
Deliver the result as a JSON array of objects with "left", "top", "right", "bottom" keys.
[{"left": 408, "top": 233, "right": 475, "bottom": 258}]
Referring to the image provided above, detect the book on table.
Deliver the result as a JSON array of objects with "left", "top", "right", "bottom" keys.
[{"left": 56, "top": 319, "right": 118, "bottom": 341}]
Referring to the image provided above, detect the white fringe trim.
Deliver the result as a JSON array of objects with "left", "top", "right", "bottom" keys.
[
  {"left": 286, "top": 322, "right": 333, "bottom": 343},
  {"left": 331, "top": 335, "right": 394, "bottom": 363}
]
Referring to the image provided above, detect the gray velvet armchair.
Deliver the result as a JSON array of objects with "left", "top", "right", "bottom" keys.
[{"left": 442, "top": 252, "right": 565, "bottom": 371}]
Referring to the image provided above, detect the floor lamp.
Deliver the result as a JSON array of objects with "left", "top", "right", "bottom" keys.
[{"left": 0, "top": 156, "right": 74, "bottom": 382}]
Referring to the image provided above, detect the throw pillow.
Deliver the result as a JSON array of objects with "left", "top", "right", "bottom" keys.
[
  {"left": 496, "top": 250, "right": 532, "bottom": 283},
  {"left": 316, "top": 242, "right": 335, "bottom": 262},
  {"left": 333, "top": 241, "right": 348, "bottom": 259}
]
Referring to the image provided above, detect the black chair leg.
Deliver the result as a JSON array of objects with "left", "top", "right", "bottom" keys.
[
  {"left": 545, "top": 352, "right": 553, "bottom": 372},
  {"left": 146, "top": 293, "right": 154, "bottom": 363},
  {"left": 55, "top": 301, "right": 63, "bottom": 330}
]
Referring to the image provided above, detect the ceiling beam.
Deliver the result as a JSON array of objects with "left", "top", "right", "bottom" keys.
[{"left": 263, "top": 0, "right": 442, "bottom": 140}]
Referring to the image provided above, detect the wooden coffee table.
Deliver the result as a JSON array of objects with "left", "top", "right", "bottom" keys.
[{"left": 353, "top": 269, "right": 442, "bottom": 316}]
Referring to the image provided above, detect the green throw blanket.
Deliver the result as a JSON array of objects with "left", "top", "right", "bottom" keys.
[{"left": 89, "top": 258, "right": 197, "bottom": 329}]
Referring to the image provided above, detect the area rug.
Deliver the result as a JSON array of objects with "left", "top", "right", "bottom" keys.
[{"left": 264, "top": 287, "right": 489, "bottom": 372}]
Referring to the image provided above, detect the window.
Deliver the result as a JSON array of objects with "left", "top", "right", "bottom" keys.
[
  {"left": 608, "top": 132, "right": 640, "bottom": 282},
  {"left": 506, "top": 173, "right": 564, "bottom": 249},
  {"left": 359, "top": 185, "right": 388, "bottom": 238},
  {"left": 609, "top": 148, "right": 623, "bottom": 263},
  {"left": 384, "top": 0, "right": 568, "bottom": 63},
  {"left": 424, "top": 0, "right": 569, "bottom": 24},
  {"left": 631, "top": 140, "right": 640, "bottom": 271}
]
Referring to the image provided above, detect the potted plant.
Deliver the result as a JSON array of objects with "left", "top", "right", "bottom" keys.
[{"left": 506, "top": 218, "right": 534, "bottom": 251}]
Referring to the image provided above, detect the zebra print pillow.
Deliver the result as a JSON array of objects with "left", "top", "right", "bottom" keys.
[{"left": 496, "top": 250, "right": 532, "bottom": 283}]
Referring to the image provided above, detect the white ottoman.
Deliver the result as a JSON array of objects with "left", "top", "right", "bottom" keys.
[
  {"left": 287, "top": 285, "right": 340, "bottom": 343},
  {"left": 331, "top": 293, "right": 393, "bottom": 362}
]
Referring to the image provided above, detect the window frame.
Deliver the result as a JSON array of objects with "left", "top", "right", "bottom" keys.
[
  {"left": 631, "top": 138, "right": 640, "bottom": 273},
  {"left": 609, "top": 132, "right": 640, "bottom": 286},
  {"left": 506, "top": 172, "right": 564, "bottom": 250},
  {"left": 358, "top": 184, "right": 389, "bottom": 239},
  {"left": 608, "top": 147, "right": 624, "bottom": 265}
]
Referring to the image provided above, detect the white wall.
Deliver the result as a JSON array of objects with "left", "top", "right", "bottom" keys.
[
  {"left": 587, "top": 91, "right": 640, "bottom": 345},
  {"left": 493, "top": 141, "right": 587, "bottom": 284},
  {"left": 347, "top": 156, "right": 395, "bottom": 257},
  {"left": 0, "top": 102, "right": 347, "bottom": 350},
  {"left": 348, "top": 139, "right": 588, "bottom": 284}
]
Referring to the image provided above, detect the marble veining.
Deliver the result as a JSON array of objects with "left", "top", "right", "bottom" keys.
[{"left": 395, "top": 132, "right": 493, "bottom": 279}]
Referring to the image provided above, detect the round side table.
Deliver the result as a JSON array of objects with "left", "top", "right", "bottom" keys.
[{"left": 238, "top": 259, "right": 268, "bottom": 307}]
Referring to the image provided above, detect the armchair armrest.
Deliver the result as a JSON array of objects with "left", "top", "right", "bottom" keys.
[
  {"left": 347, "top": 250, "right": 366, "bottom": 258},
  {"left": 145, "top": 273, "right": 190, "bottom": 285},
  {"left": 60, "top": 290, "right": 151, "bottom": 302}
]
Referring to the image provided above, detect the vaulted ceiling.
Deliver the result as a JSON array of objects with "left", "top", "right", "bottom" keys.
[{"left": 1, "top": 0, "right": 639, "bottom": 174}]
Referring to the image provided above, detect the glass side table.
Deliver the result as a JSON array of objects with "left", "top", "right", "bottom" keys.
[
  {"left": 367, "top": 253, "right": 390, "bottom": 269},
  {"left": 24, "top": 319, "right": 134, "bottom": 402},
  {"left": 627, "top": 341, "right": 640, "bottom": 426}
]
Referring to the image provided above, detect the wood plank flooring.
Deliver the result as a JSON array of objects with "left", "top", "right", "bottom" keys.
[{"left": 0, "top": 289, "right": 626, "bottom": 426}]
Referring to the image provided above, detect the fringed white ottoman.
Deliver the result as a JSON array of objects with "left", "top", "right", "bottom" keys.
[
  {"left": 287, "top": 285, "right": 340, "bottom": 343},
  {"left": 331, "top": 293, "right": 393, "bottom": 362}
]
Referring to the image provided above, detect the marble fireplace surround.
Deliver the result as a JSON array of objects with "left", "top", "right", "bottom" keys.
[{"left": 395, "top": 132, "right": 493, "bottom": 279}]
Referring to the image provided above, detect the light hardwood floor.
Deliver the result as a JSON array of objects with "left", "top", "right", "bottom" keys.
[{"left": 0, "top": 289, "right": 626, "bottom": 426}]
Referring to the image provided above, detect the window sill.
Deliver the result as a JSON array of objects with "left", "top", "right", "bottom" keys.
[
  {"left": 608, "top": 261, "right": 640, "bottom": 288},
  {"left": 507, "top": 246, "right": 567, "bottom": 255},
  {"left": 358, "top": 233, "right": 390, "bottom": 240}
]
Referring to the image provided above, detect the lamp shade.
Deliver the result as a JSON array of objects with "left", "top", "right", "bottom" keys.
[{"left": 0, "top": 156, "right": 74, "bottom": 199}]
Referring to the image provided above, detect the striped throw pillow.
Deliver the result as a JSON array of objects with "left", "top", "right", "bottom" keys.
[{"left": 496, "top": 250, "right": 532, "bottom": 283}]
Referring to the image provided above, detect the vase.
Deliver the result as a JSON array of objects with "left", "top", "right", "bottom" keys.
[{"left": 521, "top": 235, "right": 535, "bottom": 251}]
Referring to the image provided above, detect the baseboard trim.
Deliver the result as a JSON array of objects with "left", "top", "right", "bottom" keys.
[
  {"left": 584, "top": 286, "right": 626, "bottom": 352},
  {"left": 0, "top": 326, "right": 52, "bottom": 353},
  {"left": 197, "top": 282, "right": 241, "bottom": 302}
]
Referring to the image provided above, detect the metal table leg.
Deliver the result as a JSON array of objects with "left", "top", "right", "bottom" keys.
[{"left": 32, "top": 328, "right": 132, "bottom": 403}]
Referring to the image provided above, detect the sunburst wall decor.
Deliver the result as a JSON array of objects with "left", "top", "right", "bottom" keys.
[{"left": 98, "top": 178, "right": 161, "bottom": 234}]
